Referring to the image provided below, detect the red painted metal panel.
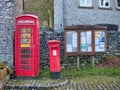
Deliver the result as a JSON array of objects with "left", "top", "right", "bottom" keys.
[
  {"left": 15, "top": 14, "right": 40, "bottom": 77},
  {"left": 48, "top": 40, "right": 61, "bottom": 72}
]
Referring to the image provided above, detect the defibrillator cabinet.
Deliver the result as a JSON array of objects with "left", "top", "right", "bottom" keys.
[{"left": 14, "top": 14, "right": 40, "bottom": 77}]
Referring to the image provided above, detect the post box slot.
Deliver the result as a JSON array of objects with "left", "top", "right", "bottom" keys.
[
  {"left": 51, "top": 45, "right": 58, "bottom": 48},
  {"left": 51, "top": 47, "right": 58, "bottom": 49}
]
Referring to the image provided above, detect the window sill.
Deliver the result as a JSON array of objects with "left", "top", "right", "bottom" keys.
[
  {"left": 78, "top": 6, "right": 94, "bottom": 9},
  {"left": 116, "top": 7, "right": 120, "bottom": 11},
  {"left": 98, "top": 7, "right": 112, "bottom": 10}
]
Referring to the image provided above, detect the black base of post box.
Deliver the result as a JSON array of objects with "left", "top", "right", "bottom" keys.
[{"left": 50, "top": 72, "right": 60, "bottom": 79}]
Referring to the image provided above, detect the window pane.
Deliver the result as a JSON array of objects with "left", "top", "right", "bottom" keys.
[
  {"left": 21, "top": 28, "right": 31, "bottom": 33},
  {"left": 66, "top": 31, "right": 78, "bottom": 52},
  {"left": 100, "top": 0, "right": 110, "bottom": 7},
  {"left": 20, "top": 28, "right": 32, "bottom": 48},
  {"left": 105, "top": 0, "right": 109, "bottom": 6},
  {"left": 80, "top": 0, "right": 85, "bottom": 6},
  {"left": 80, "top": 0, "right": 92, "bottom": 7},
  {"left": 95, "top": 31, "right": 105, "bottom": 52},
  {"left": 80, "top": 31, "right": 92, "bottom": 52},
  {"left": 21, "top": 34, "right": 31, "bottom": 44},
  {"left": 86, "top": 0, "right": 92, "bottom": 6},
  {"left": 101, "top": 0, "right": 104, "bottom": 6},
  {"left": 117, "top": 0, "right": 120, "bottom": 7}
]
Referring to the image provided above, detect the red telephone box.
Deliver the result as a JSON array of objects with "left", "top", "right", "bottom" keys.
[
  {"left": 48, "top": 40, "right": 61, "bottom": 79},
  {"left": 15, "top": 14, "right": 40, "bottom": 77}
]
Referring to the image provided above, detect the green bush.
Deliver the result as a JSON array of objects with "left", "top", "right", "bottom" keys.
[{"left": 0, "top": 63, "right": 6, "bottom": 69}]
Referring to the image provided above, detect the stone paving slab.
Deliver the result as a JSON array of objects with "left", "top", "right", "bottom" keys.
[
  {"left": 4, "top": 79, "right": 68, "bottom": 90},
  {"left": 4, "top": 76, "right": 120, "bottom": 90},
  {"left": 64, "top": 76, "right": 120, "bottom": 90}
]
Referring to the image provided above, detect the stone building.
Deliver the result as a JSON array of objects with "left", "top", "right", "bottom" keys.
[
  {"left": 0, "top": 0, "right": 23, "bottom": 65},
  {"left": 0, "top": 0, "right": 120, "bottom": 66},
  {"left": 53, "top": 0, "right": 120, "bottom": 66},
  {"left": 54, "top": 0, "right": 120, "bottom": 31}
]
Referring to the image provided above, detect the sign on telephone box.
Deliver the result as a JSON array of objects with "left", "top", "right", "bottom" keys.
[
  {"left": 48, "top": 40, "right": 61, "bottom": 79},
  {"left": 15, "top": 14, "right": 40, "bottom": 77}
]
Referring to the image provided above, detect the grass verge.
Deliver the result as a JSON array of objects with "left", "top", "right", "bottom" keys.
[{"left": 38, "top": 67, "right": 120, "bottom": 79}]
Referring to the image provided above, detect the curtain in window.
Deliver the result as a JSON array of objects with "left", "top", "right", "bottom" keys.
[
  {"left": 117, "top": 0, "right": 120, "bottom": 7},
  {"left": 100, "top": 0, "right": 110, "bottom": 7}
]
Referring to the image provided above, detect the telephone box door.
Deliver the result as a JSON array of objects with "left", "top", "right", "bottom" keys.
[{"left": 17, "top": 27, "right": 33, "bottom": 75}]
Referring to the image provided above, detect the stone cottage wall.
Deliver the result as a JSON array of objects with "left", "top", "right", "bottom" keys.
[
  {"left": 40, "top": 29, "right": 64, "bottom": 68},
  {"left": 40, "top": 28, "right": 120, "bottom": 68},
  {"left": 53, "top": 0, "right": 120, "bottom": 66},
  {"left": 54, "top": 0, "right": 64, "bottom": 32},
  {"left": 54, "top": 0, "right": 120, "bottom": 31},
  {"left": 0, "top": 0, "right": 14, "bottom": 65},
  {"left": 0, "top": 0, "right": 23, "bottom": 65}
]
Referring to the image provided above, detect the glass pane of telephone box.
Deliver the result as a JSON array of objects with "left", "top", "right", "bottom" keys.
[
  {"left": 20, "top": 28, "right": 32, "bottom": 48},
  {"left": 66, "top": 31, "right": 78, "bottom": 52},
  {"left": 21, "top": 28, "right": 31, "bottom": 33}
]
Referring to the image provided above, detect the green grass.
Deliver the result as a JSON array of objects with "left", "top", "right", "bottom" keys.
[
  {"left": 38, "top": 67, "right": 120, "bottom": 79},
  {"left": 38, "top": 69, "right": 50, "bottom": 79},
  {"left": 61, "top": 67, "right": 120, "bottom": 77}
]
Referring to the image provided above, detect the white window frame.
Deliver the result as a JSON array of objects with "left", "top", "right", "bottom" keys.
[
  {"left": 99, "top": 0, "right": 111, "bottom": 8},
  {"left": 79, "top": 0, "right": 93, "bottom": 7},
  {"left": 116, "top": 0, "right": 120, "bottom": 9}
]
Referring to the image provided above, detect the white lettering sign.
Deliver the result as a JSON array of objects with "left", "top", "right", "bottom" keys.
[{"left": 18, "top": 20, "right": 34, "bottom": 24}]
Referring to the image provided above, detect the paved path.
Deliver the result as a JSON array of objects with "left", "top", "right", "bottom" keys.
[
  {"left": 4, "top": 76, "right": 120, "bottom": 90},
  {"left": 0, "top": 75, "right": 9, "bottom": 90},
  {"left": 4, "top": 79, "right": 68, "bottom": 90}
]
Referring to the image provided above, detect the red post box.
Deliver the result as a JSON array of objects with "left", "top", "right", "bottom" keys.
[
  {"left": 48, "top": 40, "right": 61, "bottom": 79},
  {"left": 14, "top": 14, "right": 40, "bottom": 77}
]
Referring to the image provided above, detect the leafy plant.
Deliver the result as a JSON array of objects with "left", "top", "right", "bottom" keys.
[
  {"left": 0, "top": 63, "right": 6, "bottom": 69},
  {"left": 24, "top": 0, "right": 54, "bottom": 28}
]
